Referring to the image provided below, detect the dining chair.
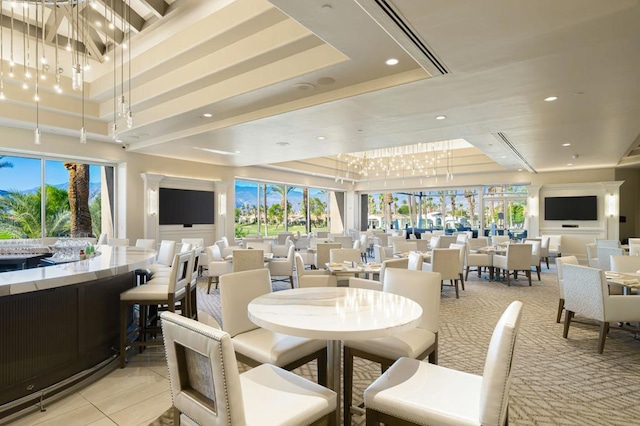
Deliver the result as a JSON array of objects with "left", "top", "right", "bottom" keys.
[
  {"left": 466, "top": 239, "right": 493, "bottom": 280},
  {"left": 119, "top": 250, "right": 193, "bottom": 368},
  {"left": 364, "top": 301, "right": 523, "bottom": 426},
  {"left": 343, "top": 268, "right": 442, "bottom": 423},
  {"left": 359, "top": 234, "right": 370, "bottom": 262},
  {"left": 205, "top": 244, "right": 233, "bottom": 293},
  {"left": 554, "top": 256, "right": 579, "bottom": 323},
  {"left": 108, "top": 237, "right": 130, "bottom": 247},
  {"left": 563, "top": 264, "right": 640, "bottom": 353},
  {"left": 181, "top": 238, "right": 204, "bottom": 248},
  {"left": 523, "top": 238, "right": 542, "bottom": 281},
  {"left": 595, "top": 239, "right": 621, "bottom": 248},
  {"left": 423, "top": 248, "right": 463, "bottom": 298},
  {"left": 610, "top": 255, "right": 640, "bottom": 272},
  {"left": 276, "top": 231, "right": 294, "bottom": 245},
  {"left": 271, "top": 236, "right": 294, "bottom": 257},
  {"left": 349, "top": 257, "right": 409, "bottom": 291},
  {"left": 393, "top": 241, "right": 418, "bottom": 254},
  {"left": 407, "top": 251, "right": 424, "bottom": 271},
  {"left": 244, "top": 241, "right": 272, "bottom": 254},
  {"left": 135, "top": 239, "right": 156, "bottom": 249},
  {"left": 629, "top": 244, "right": 640, "bottom": 256},
  {"left": 448, "top": 243, "right": 466, "bottom": 291},
  {"left": 219, "top": 269, "right": 328, "bottom": 386},
  {"left": 539, "top": 236, "right": 551, "bottom": 269},
  {"left": 294, "top": 253, "right": 334, "bottom": 288},
  {"left": 96, "top": 232, "right": 108, "bottom": 246},
  {"left": 232, "top": 249, "right": 265, "bottom": 272},
  {"left": 315, "top": 243, "right": 341, "bottom": 269},
  {"left": 493, "top": 244, "right": 533, "bottom": 286},
  {"left": 586, "top": 243, "right": 599, "bottom": 268},
  {"left": 543, "top": 235, "right": 562, "bottom": 260},
  {"left": 329, "top": 248, "right": 361, "bottom": 264},
  {"left": 596, "top": 247, "right": 625, "bottom": 271},
  {"left": 160, "top": 312, "right": 337, "bottom": 426},
  {"left": 268, "top": 244, "right": 295, "bottom": 288},
  {"left": 333, "top": 235, "right": 354, "bottom": 249},
  {"left": 373, "top": 244, "right": 392, "bottom": 263},
  {"left": 147, "top": 240, "right": 176, "bottom": 275}
]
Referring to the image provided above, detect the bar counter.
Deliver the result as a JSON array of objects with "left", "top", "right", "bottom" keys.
[{"left": 0, "top": 246, "right": 157, "bottom": 417}]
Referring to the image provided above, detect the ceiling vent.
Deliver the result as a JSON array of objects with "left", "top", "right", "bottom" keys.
[
  {"left": 355, "top": 0, "right": 449, "bottom": 77},
  {"left": 493, "top": 132, "right": 537, "bottom": 173}
]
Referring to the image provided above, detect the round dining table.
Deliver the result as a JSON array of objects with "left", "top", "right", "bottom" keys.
[{"left": 248, "top": 287, "right": 423, "bottom": 425}]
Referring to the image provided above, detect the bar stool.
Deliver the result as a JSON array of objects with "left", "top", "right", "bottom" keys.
[{"left": 119, "top": 250, "right": 192, "bottom": 368}]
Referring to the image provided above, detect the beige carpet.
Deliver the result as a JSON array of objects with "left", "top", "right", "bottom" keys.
[{"left": 156, "top": 264, "right": 640, "bottom": 425}]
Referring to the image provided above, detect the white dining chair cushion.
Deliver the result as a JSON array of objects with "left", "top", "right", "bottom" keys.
[
  {"left": 241, "top": 363, "right": 336, "bottom": 425},
  {"left": 119, "top": 284, "right": 185, "bottom": 301},
  {"left": 365, "top": 357, "right": 483, "bottom": 425},
  {"left": 231, "top": 328, "right": 327, "bottom": 367},
  {"left": 343, "top": 328, "right": 437, "bottom": 360}
]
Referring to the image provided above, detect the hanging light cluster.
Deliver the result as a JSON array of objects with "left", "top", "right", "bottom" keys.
[
  {"left": 336, "top": 141, "right": 456, "bottom": 184},
  {"left": 0, "top": 0, "right": 133, "bottom": 145}
]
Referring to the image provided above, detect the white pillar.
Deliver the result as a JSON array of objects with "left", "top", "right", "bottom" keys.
[{"left": 140, "top": 173, "right": 164, "bottom": 241}]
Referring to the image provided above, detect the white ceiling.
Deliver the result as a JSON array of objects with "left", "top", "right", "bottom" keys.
[{"left": 1, "top": 0, "right": 639, "bottom": 178}]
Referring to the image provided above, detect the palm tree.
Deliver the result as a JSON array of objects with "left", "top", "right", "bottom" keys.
[
  {"left": 269, "top": 185, "right": 294, "bottom": 230},
  {"left": 0, "top": 156, "right": 13, "bottom": 169},
  {"left": 64, "top": 163, "right": 92, "bottom": 237},
  {"left": 0, "top": 187, "right": 71, "bottom": 238}
]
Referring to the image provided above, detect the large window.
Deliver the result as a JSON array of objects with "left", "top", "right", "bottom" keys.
[
  {"left": 0, "top": 154, "right": 112, "bottom": 239},
  {"left": 234, "top": 180, "right": 331, "bottom": 237}
]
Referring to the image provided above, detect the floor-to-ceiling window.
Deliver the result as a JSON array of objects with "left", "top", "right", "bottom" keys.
[
  {"left": 0, "top": 154, "right": 112, "bottom": 239},
  {"left": 482, "top": 185, "right": 527, "bottom": 237}
]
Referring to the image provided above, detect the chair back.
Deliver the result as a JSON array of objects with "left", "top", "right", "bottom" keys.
[
  {"left": 524, "top": 239, "right": 541, "bottom": 265},
  {"left": 415, "top": 239, "right": 429, "bottom": 252},
  {"left": 220, "top": 269, "right": 272, "bottom": 337},
  {"left": 316, "top": 231, "right": 329, "bottom": 238},
  {"left": 562, "top": 264, "right": 606, "bottom": 321},
  {"left": 108, "top": 238, "right": 129, "bottom": 246},
  {"left": 232, "top": 249, "right": 265, "bottom": 272},
  {"left": 373, "top": 244, "right": 387, "bottom": 263},
  {"left": 630, "top": 244, "right": 640, "bottom": 256},
  {"left": 595, "top": 239, "right": 621, "bottom": 248},
  {"left": 506, "top": 244, "right": 532, "bottom": 270},
  {"left": 407, "top": 251, "right": 424, "bottom": 271},
  {"left": 374, "top": 233, "right": 390, "bottom": 247},
  {"left": 294, "top": 253, "right": 306, "bottom": 276},
  {"left": 538, "top": 236, "right": 550, "bottom": 257},
  {"left": 586, "top": 243, "right": 598, "bottom": 267},
  {"left": 379, "top": 257, "right": 409, "bottom": 283},
  {"left": 555, "top": 256, "right": 579, "bottom": 298},
  {"left": 352, "top": 239, "right": 361, "bottom": 250},
  {"left": 168, "top": 251, "right": 194, "bottom": 294},
  {"left": 182, "top": 238, "right": 204, "bottom": 248},
  {"left": 430, "top": 248, "right": 461, "bottom": 280},
  {"left": 96, "top": 233, "right": 108, "bottom": 246},
  {"left": 610, "top": 255, "right": 640, "bottom": 273},
  {"left": 468, "top": 237, "right": 489, "bottom": 248},
  {"left": 596, "top": 247, "right": 625, "bottom": 271},
  {"left": 244, "top": 241, "right": 272, "bottom": 254},
  {"left": 157, "top": 240, "right": 177, "bottom": 266},
  {"left": 161, "top": 312, "right": 245, "bottom": 426},
  {"left": 330, "top": 248, "right": 361, "bottom": 264},
  {"left": 220, "top": 236, "right": 231, "bottom": 248},
  {"left": 277, "top": 232, "right": 294, "bottom": 245},
  {"left": 448, "top": 243, "right": 466, "bottom": 269},
  {"left": 135, "top": 239, "right": 155, "bottom": 250},
  {"left": 429, "top": 236, "right": 440, "bottom": 249},
  {"left": 207, "top": 244, "right": 224, "bottom": 262},
  {"left": 492, "top": 235, "right": 510, "bottom": 245},
  {"left": 383, "top": 268, "right": 442, "bottom": 333},
  {"left": 479, "top": 301, "right": 524, "bottom": 426},
  {"left": 628, "top": 238, "right": 640, "bottom": 245},
  {"left": 420, "top": 232, "right": 431, "bottom": 240},
  {"left": 179, "top": 243, "right": 193, "bottom": 253},
  {"left": 438, "top": 235, "right": 457, "bottom": 248},
  {"left": 316, "top": 243, "right": 341, "bottom": 269},
  {"left": 359, "top": 234, "right": 369, "bottom": 255},
  {"left": 455, "top": 234, "right": 468, "bottom": 244},
  {"left": 332, "top": 236, "right": 354, "bottom": 249},
  {"left": 392, "top": 241, "right": 418, "bottom": 254}
]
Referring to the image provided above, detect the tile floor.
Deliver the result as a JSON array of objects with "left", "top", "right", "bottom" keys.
[{"left": 4, "top": 349, "right": 172, "bottom": 426}]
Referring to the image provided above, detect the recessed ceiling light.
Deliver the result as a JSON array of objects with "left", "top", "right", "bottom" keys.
[
  {"left": 234, "top": 150, "right": 241, "bottom": 154},
  {"left": 385, "top": 58, "right": 399, "bottom": 66},
  {"left": 567, "top": 163, "right": 573, "bottom": 166},
  {"left": 517, "top": 169, "right": 523, "bottom": 172},
  {"left": 562, "top": 143, "right": 571, "bottom": 147},
  {"left": 501, "top": 155, "right": 507, "bottom": 159},
  {"left": 193, "top": 147, "right": 239, "bottom": 156},
  {"left": 544, "top": 96, "right": 558, "bottom": 102},
  {"left": 317, "top": 136, "right": 326, "bottom": 140},
  {"left": 203, "top": 113, "right": 213, "bottom": 118},
  {"left": 276, "top": 142, "right": 290, "bottom": 147},
  {"left": 435, "top": 115, "right": 446, "bottom": 120}
]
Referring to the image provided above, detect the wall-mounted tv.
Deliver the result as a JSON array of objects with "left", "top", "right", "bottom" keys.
[
  {"left": 544, "top": 196, "right": 597, "bottom": 221},
  {"left": 159, "top": 188, "right": 215, "bottom": 225}
]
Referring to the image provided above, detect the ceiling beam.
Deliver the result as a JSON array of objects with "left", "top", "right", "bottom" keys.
[
  {"left": 44, "top": 5, "right": 64, "bottom": 44},
  {"left": 58, "top": 6, "right": 107, "bottom": 62},
  {"left": 138, "top": 0, "right": 167, "bottom": 19},
  {"left": 94, "top": 0, "right": 145, "bottom": 33}
]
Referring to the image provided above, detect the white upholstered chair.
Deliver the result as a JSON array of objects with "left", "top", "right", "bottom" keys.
[
  {"left": 294, "top": 253, "right": 334, "bottom": 288},
  {"left": 205, "top": 244, "right": 233, "bottom": 293},
  {"left": 315, "top": 242, "right": 341, "bottom": 269},
  {"left": 119, "top": 250, "right": 193, "bottom": 368},
  {"left": 586, "top": 243, "right": 599, "bottom": 268},
  {"left": 359, "top": 234, "right": 369, "bottom": 262},
  {"left": 135, "top": 239, "right": 156, "bottom": 250},
  {"left": 232, "top": 249, "right": 264, "bottom": 272},
  {"left": 554, "top": 256, "right": 579, "bottom": 323},
  {"left": 329, "top": 248, "right": 361, "bottom": 264},
  {"left": 373, "top": 244, "right": 392, "bottom": 263},
  {"left": 563, "top": 264, "right": 640, "bottom": 353},
  {"left": 333, "top": 235, "right": 354, "bottom": 248},
  {"left": 407, "top": 251, "right": 424, "bottom": 271},
  {"left": 523, "top": 238, "right": 542, "bottom": 281},
  {"left": 448, "top": 243, "right": 467, "bottom": 291},
  {"left": 219, "top": 269, "right": 328, "bottom": 385},
  {"left": 466, "top": 238, "right": 493, "bottom": 280},
  {"left": 493, "top": 244, "right": 533, "bottom": 286},
  {"left": 108, "top": 237, "right": 130, "bottom": 246},
  {"left": 343, "top": 268, "right": 442, "bottom": 423},
  {"left": 610, "top": 255, "right": 640, "bottom": 273},
  {"left": 96, "top": 232, "right": 107, "bottom": 246},
  {"left": 181, "top": 238, "right": 204, "bottom": 249},
  {"left": 538, "top": 235, "right": 551, "bottom": 269},
  {"left": 393, "top": 241, "right": 418, "bottom": 254},
  {"left": 348, "top": 258, "right": 409, "bottom": 292},
  {"left": 629, "top": 244, "right": 640, "bottom": 256},
  {"left": 244, "top": 241, "right": 272, "bottom": 254},
  {"left": 160, "top": 312, "right": 337, "bottom": 426},
  {"left": 595, "top": 239, "right": 621, "bottom": 248},
  {"left": 423, "top": 248, "right": 463, "bottom": 298},
  {"left": 271, "top": 237, "right": 293, "bottom": 258},
  {"left": 596, "top": 246, "right": 625, "bottom": 271},
  {"left": 364, "top": 301, "right": 523, "bottom": 426},
  {"left": 147, "top": 240, "right": 177, "bottom": 275},
  {"left": 268, "top": 244, "right": 295, "bottom": 288},
  {"left": 491, "top": 235, "right": 511, "bottom": 245}
]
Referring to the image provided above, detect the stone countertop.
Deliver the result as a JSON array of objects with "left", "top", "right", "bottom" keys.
[{"left": 0, "top": 246, "right": 156, "bottom": 297}]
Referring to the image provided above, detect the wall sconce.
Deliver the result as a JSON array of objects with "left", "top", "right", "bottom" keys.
[
  {"left": 148, "top": 189, "right": 158, "bottom": 216},
  {"left": 607, "top": 193, "right": 617, "bottom": 217},
  {"left": 219, "top": 193, "right": 227, "bottom": 216}
]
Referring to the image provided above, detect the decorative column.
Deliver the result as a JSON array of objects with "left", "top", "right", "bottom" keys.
[
  {"left": 527, "top": 185, "right": 541, "bottom": 237},
  {"left": 602, "top": 181, "right": 623, "bottom": 241},
  {"left": 214, "top": 182, "right": 230, "bottom": 241},
  {"left": 140, "top": 173, "right": 165, "bottom": 241}
]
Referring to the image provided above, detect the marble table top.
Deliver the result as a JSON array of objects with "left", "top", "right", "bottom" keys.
[
  {"left": 0, "top": 245, "right": 157, "bottom": 297},
  {"left": 248, "top": 287, "right": 423, "bottom": 341}
]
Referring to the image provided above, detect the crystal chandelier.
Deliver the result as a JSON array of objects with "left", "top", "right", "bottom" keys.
[
  {"left": 0, "top": 0, "right": 133, "bottom": 144},
  {"left": 337, "top": 140, "right": 461, "bottom": 184}
]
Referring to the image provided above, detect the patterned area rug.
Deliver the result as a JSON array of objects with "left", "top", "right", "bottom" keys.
[{"left": 153, "top": 264, "right": 640, "bottom": 425}]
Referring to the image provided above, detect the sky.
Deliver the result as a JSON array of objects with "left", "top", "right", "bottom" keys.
[{"left": 0, "top": 156, "right": 102, "bottom": 191}]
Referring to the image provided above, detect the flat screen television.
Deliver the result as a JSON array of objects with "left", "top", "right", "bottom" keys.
[
  {"left": 544, "top": 196, "right": 597, "bottom": 221},
  {"left": 159, "top": 188, "right": 215, "bottom": 225}
]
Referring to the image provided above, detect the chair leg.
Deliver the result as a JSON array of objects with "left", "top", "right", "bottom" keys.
[
  {"left": 289, "top": 276, "right": 294, "bottom": 289},
  {"left": 317, "top": 348, "right": 327, "bottom": 387},
  {"left": 556, "top": 298, "right": 564, "bottom": 323},
  {"left": 119, "top": 301, "right": 128, "bottom": 368},
  {"left": 343, "top": 346, "right": 354, "bottom": 424},
  {"left": 366, "top": 408, "right": 381, "bottom": 426},
  {"left": 527, "top": 270, "right": 532, "bottom": 286},
  {"left": 207, "top": 276, "right": 212, "bottom": 294},
  {"left": 459, "top": 273, "right": 465, "bottom": 291},
  {"left": 545, "top": 256, "right": 549, "bottom": 269},
  {"left": 454, "top": 279, "right": 459, "bottom": 299},
  {"left": 465, "top": 266, "right": 470, "bottom": 280},
  {"left": 598, "top": 322, "right": 609, "bottom": 354},
  {"left": 536, "top": 265, "right": 541, "bottom": 281},
  {"left": 506, "top": 271, "right": 511, "bottom": 286},
  {"left": 563, "top": 310, "right": 574, "bottom": 338}
]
